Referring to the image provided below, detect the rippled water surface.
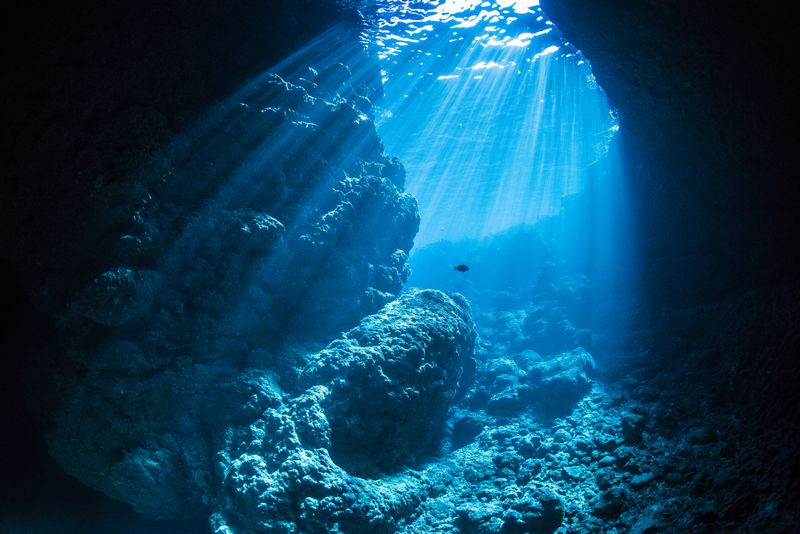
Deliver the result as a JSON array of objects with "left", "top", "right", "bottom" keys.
[{"left": 358, "top": 0, "right": 622, "bottom": 248}]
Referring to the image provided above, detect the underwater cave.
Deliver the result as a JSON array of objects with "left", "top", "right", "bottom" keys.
[{"left": 1, "top": 0, "right": 798, "bottom": 532}]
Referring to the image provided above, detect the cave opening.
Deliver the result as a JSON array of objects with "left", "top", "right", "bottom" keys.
[
  {"left": 363, "top": 0, "right": 638, "bottom": 370},
  {"left": 371, "top": 0, "right": 619, "bottom": 242}
]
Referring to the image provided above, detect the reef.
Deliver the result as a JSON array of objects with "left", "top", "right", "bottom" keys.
[
  {"left": 45, "top": 44, "right": 426, "bottom": 523},
  {"left": 214, "top": 289, "right": 476, "bottom": 533}
]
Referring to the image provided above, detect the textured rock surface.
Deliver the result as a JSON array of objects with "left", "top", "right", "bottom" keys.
[
  {"left": 213, "top": 289, "right": 475, "bottom": 532},
  {"left": 535, "top": 3, "right": 800, "bottom": 529},
  {"left": 300, "top": 290, "right": 476, "bottom": 473},
  {"left": 44, "top": 26, "right": 421, "bottom": 520},
  {"left": 473, "top": 347, "right": 595, "bottom": 418}
]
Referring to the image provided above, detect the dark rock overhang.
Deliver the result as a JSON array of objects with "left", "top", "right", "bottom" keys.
[{"left": 541, "top": 0, "right": 799, "bottom": 303}]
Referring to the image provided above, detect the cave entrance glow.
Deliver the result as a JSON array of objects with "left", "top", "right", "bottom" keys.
[{"left": 363, "top": 0, "right": 635, "bottom": 298}]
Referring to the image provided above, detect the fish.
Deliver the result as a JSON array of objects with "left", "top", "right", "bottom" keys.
[{"left": 453, "top": 264, "right": 469, "bottom": 272}]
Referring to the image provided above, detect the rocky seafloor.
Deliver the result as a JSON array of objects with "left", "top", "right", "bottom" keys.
[{"left": 391, "top": 269, "right": 793, "bottom": 533}]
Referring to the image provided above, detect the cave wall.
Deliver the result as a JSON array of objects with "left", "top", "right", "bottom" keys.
[
  {"left": 540, "top": 0, "right": 800, "bottom": 484},
  {"left": 0, "top": 0, "right": 361, "bottom": 308},
  {"left": 541, "top": 0, "right": 799, "bottom": 303},
  {"left": 0, "top": 0, "right": 415, "bottom": 525}
]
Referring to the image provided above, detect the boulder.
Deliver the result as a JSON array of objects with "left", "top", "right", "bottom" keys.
[
  {"left": 299, "top": 289, "right": 477, "bottom": 473},
  {"left": 214, "top": 289, "right": 476, "bottom": 532},
  {"left": 524, "top": 348, "right": 596, "bottom": 414}
]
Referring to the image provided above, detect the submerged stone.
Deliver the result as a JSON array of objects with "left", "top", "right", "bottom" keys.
[
  {"left": 502, "top": 486, "right": 564, "bottom": 533},
  {"left": 72, "top": 267, "right": 160, "bottom": 327},
  {"left": 526, "top": 347, "right": 596, "bottom": 414},
  {"left": 300, "top": 288, "right": 477, "bottom": 473},
  {"left": 215, "top": 289, "right": 476, "bottom": 532}
]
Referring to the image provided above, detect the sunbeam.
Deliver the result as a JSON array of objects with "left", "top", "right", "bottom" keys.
[
  {"left": 356, "top": 0, "right": 635, "bottom": 300},
  {"left": 114, "top": 22, "right": 420, "bottom": 347},
  {"left": 366, "top": 0, "right": 628, "bottom": 257}
]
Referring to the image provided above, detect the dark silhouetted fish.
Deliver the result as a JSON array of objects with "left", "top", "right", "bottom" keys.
[{"left": 453, "top": 264, "right": 469, "bottom": 272}]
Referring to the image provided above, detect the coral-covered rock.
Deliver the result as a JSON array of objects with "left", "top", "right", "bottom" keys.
[
  {"left": 72, "top": 267, "right": 160, "bottom": 327},
  {"left": 215, "top": 404, "right": 429, "bottom": 533},
  {"left": 471, "top": 347, "right": 595, "bottom": 417},
  {"left": 47, "top": 51, "right": 422, "bottom": 521},
  {"left": 213, "top": 290, "right": 475, "bottom": 532},
  {"left": 501, "top": 485, "right": 564, "bottom": 533},
  {"left": 300, "top": 289, "right": 477, "bottom": 472}
]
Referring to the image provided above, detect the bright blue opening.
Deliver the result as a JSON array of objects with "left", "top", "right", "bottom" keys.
[{"left": 364, "top": 0, "right": 636, "bottom": 306}]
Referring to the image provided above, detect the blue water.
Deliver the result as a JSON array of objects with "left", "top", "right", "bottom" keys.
[{"left": 361, "top": 0, "right": 636, "bottom": 300}]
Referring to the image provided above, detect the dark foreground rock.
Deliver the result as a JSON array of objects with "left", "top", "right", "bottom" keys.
[{"left": 47, "top": 44, "right": 422, "bottom": 521}]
